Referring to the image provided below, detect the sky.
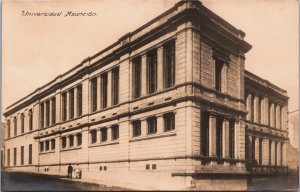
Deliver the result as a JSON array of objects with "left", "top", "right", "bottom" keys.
[{"left": 2, "top": 0, "right": 299, "bottom": 119}]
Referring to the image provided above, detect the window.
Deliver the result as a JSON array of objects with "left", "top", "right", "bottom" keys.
[
  {"left": 21, "top": 146, "right": 24, "bottom": 165},
  {"left": 163, "top": 41, "right": 175, "bottom": 88},
  {"left": 229, "top": 120, "right": 235, "bottom": 158},
  {"left": 62, "top": 137, "right": 67, "bottom": 149},
  {"left": 77, "top": 133, "right": 82, "bottom": 146},
  {"left": 7, "top": 149, "right": 10, "bottom": 166},
  {"left": 216, "top": 116, "right": 223, "bottom": 158},
  {"left": 69, "top": 89, "right": 74, "bottom": 119},
  {"left": 7, "top": 120, "right": 10, "bottom": 138},
  {"left": 21, "top": 113, "right": 24, "bottom": 134},
  {"left": 29, "top": 109, "right": 33, "bottom": 131},
  {"left": 101, "top": 73, "right": 108, "bottom": 109},
  {"left": 62, "top": 92, "right": 67, "bottom": 121},
  {"left": 40, "top": 103, "right": 44, "bottom": 128},
  {"left": 259, "top": 138, "right": 263, "bottom": 165},
  {"left": 101, "top": 128, "right": 107, "bottom": 142},
  {"left": 132, "top": 120, "right": 141, "bottom": 137},
  {"left": 51, "top": 139, "right": 55, "bottom": 150},
  {"left": 111, "top": 125, "right": 119, "bottom": 140},
  {"left": 147, "top": 50, "right": 157, "bottom": 94},
  {"left": 280, "top": 143, "right": 283, "bottom": 166},
  {"left": 91, "top": 130, "right": 97, "bottom": 144},
  {"left": 147, "top": 117, "right": 157, "bottom": 135},
  {"left": 46, "top": 100, "right": 50, "bottom": 126},
  {"left": 51, "top": 98, "right": 56, "bottom": 125},
  {"left": 45, "top": 140, "right": 50, "bottom": 151},
  {"left": 214, "top": 58, "right": 224, "bottom": 92},
  {"left": 133, "top": 57, "right": 141, "bottom": 98},
  {"left": 77, "top": 85, "right": 82, "bottom": 117},
  {"left": 258, "top": 97, "right": 262, "bottom": 124},
  {"left": 269, "top": 140, "right": 272, "bottom": 165},
  {"left": 14, "top": 116, "right": 17, "bottom": 136},
  {"left": 164, "top": 113, "right": 175, "bottom": 132},
  {"left": 112, "top": 68, "right": 119, "bottom": 105},
  {"left": 275, "top": 141, "right": 278, "bottom": 166},
  {"left": 13, "top": 148, "right": 17, "bottom": 166},
  {"left": 251, "top": 136, "right": 256, "bottom": 164},
  {"left": 28, "top": 144, "right": 32, "bottom": 164},
  {"left": 40, "top": 142, "right": 44, "bottom": 152},
  {"left": 201, "top": 111, "right": 209, "bottom": 156},
  {"left": 91, "top": 78, "right": 98, "bottom": 112},
  {"left": 69, "top": 135, "right": 74, "bottom": 147}
]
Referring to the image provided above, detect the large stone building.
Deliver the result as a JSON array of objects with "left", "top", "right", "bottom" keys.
[{"left": 2, "top": 1, "right": 289, "bottom": 190}]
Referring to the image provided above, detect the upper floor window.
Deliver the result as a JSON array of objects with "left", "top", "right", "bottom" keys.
[
  {"left": 111, "top": 125, "right": 119, "bottom": 141},
  {"left": 214, "top": 58, "right": 224, "bottom": 92},
  {"left": 51, "top": 98, "right": 56, "bottom": 125},
  {"left": 132, "top": 57, "right": 141, "bottom": 98},
  {"left": 101, "top": 73, "right": 108, "bottom": 109},
  {"left": 51, "top": 139, "right": 55, "bottom": 150},
  {"left": 21, "top": 113, "right": 24, "bottom": 134},
  {"left": 7, "top": 120, "right": 10, "bottom": 138},
  {"left": 45, "top": 140, "right": 50, "bottom": 151},
  {"left": 62, "top": 92, "right": 67, "bottom": 121},
  {"left": 147, "top": 117, "right": 157, "bottom": 135},
  {"left": 147, "top": 50, "right": 157, "bottom": 94},
  {"left": 112, "top": 68, "right": 119, "bottom": 106},
  {"left": 91, "top": 78, "right": 98, "bottom": 112},
  {"left": 77, "top": 133, "right": 82, "bottom": 146},
  {"left": 40, "top": 142, "right": 44, "bottom": 152},
  {"left": 69, "top": 135, "right": 74, "bottom": 147},
  {"left": 13, "top": 116, "right": 17, "bottom": 136},
  {"left": 163, "top": 41, "right": 175, "bottom": 88},
  {"left": 69, "top": 89, "right": 75, "bottom": 120},
  {"left": 29, "top": 109, "right": 33, "bottom": 131},
  {"left": 164, "top": 113, "right": 175, "bottom": 132},
  {"left": 61, "top": 137, "right": 67, "bottom": 149},
  {"left": 40, "top": 103, "right": 45, "bottom": 128},
  {"left": 90, "top": 130, "right": 97, "bottom": 144},
  {"left": 132, "top": 120, "right": 141, "bottom": 137},
  {"left": 77, "top": 85, "right": 82, "bottom": 117},
  {"left": 101, "top": 128, "right": 107, "bottom": 142}
]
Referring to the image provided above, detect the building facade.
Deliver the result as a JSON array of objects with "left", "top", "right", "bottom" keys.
[{"left": 2, "top": 1, "right": 289, "bottom": 190}]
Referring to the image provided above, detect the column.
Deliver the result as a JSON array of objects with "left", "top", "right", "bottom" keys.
[
  {"left": 234, "top": 120, "right": 239, "bottom": 159},
  {"left": 73, "top": 134, "right": 77, "bottom": 147},
  {"left": 49, "top": 100, "right": 52, "bottom": 126},
  {"left": 222, "top": 119, "right": 229, "bottom": 158},
  {"left": 246, "top": 94, "right": 252, "bottom": 121},
  {"left": 74, "top": 88, "right": 78, "bottom": 117},
  {"left": 264, "top": 97, "right": 269, "bottom": 126},
  {"left": 107, "top": 71, "right": 112, "bottom": 108},
  {"left": 282, "top": 142, "right": 287, "bottom": 166},
  {"left": 157, "top": 47, "right": 163, "bottom": 91},
  {"left": 157, "top": 114, "right": 164, "bottom": 134},
  {"left": 254, "top": 137, "right": 259, "bottom": 164},
  {"left": 141, "top": 118, "right": 147, "bottom": 136},
  {"left": 66, "top": 92, "right": 69, "bottom": 121},
  {"left": 209, "top": 115, "right": 216, "bottom": 157},
  {"left": 43, "top": 103, "right": 47, "bottom": 127},
  {"left": 270, "top": 103, "right": 274, "bottom": 127},
  {"left": 141, "top": 55, "right": 147, "bottom": 96},
  {"left": 97, "top": 77, "right": 101, "bottom": 110},
  {"left": 248, "top": 136, "right": 253, "bottom": 164},
  {"left": 271, "top": 141, "right": 276, "bottom": 165},
  {"left": 186, "top": 26, "right": 193, "bottom": 83},
  {"left": 254, "top": 96, "right": 259, "bottom": 123},
  {"left": 277, "top": 142, "right": 281, "bottom": 166},
  {"left": 262, "top": 138, "right": 269, "bottom": 165}
]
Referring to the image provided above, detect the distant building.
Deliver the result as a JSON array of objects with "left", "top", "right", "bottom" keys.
[
  {"left": 1, "top": 123, "right": 6, "bottom": 168},
  {"left": 288, "top": 111, "right": 299, "bottom": 150},
  {"left": 2, "top": 1, "right": 290, "bottom": 190}
]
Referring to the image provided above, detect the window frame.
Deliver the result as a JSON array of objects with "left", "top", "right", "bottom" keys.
[
  {"left": 112, "top": 67, "right": 119, "bottom": 106},
  {"left": 163, "top": 40, "right": 175, "bottom": 88},
  {"left": 147, "top": 116, "right": 157, "bottom": 135},
  {"left": 101, "top": 128, "right": 108, "bottom": 142},
  {"left": 163, "top": 112, "right": 175, "bottom": 132},
  {"left": 147, "top": 50, "right": 157, "bottom": 94},
  {"left": 132, "top": 120, "right": 141, "bottom": 137},
  {"left": 132, "top": 57, "right": 142, "bottom": 98},
  {"left": 111, "top": 125, "right": 119, "bottom": 141}
]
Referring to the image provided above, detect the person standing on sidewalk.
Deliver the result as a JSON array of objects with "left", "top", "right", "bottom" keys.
[{"left": 67, "top": 164, "right": 73, "bottom": 179}]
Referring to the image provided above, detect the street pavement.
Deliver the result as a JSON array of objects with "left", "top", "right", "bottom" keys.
[{"left": 1, "top": 171, "right": 129, "bottom": 191}]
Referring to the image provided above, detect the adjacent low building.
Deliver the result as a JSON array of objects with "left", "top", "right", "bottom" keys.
[{"left": 2, "top": 1, "right": 289, "bottom": 190}]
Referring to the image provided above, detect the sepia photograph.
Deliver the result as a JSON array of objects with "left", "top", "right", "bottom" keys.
[{"left": 1, "top": 0, "right": 299, "bottom": 191}]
